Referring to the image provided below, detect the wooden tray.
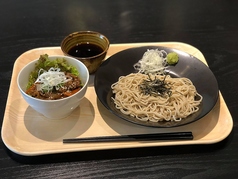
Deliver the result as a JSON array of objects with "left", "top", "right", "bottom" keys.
[{"left": 1, "top": 42, "right": 233, "bottom": 156}]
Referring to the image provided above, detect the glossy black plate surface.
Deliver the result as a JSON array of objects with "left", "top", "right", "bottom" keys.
[{"left": 94, "top": 46, "right": 219, "bottom": 127}]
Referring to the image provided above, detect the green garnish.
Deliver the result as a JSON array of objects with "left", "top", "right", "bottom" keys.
[
  {"left": 27, "top": 54, "right": 79, "bottom": 89},
  {"left": 167, "top": 52, "right": 179, "bottom": 65}
]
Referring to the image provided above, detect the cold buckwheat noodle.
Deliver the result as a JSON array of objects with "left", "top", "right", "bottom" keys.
[{"left": 111, "top": 73, "right": 203, "bottom": 122}]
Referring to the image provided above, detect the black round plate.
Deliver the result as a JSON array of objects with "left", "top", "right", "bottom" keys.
[{"left": 94, "top": 46, "right": 219, "bottom": 128}]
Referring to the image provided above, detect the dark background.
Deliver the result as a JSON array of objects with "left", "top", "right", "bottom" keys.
[{"left": 0, "top": 0, "right": 238, "bottom": 178}]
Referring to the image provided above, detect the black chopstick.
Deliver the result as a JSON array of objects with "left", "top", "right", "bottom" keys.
[{"left": 63, "top": 131, "right": 193, "bottom": 143}]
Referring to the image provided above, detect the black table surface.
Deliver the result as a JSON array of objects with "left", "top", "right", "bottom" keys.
[{"left": 1, "top": 0, "right": 238, "bottom": 178}]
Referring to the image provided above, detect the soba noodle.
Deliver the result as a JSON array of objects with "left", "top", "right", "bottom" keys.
[{"left": 111, "top": 73, "right": 203, "bottom": 122}]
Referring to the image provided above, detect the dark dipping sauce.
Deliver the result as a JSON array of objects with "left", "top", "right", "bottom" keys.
[{"left": 68, "top": 43, "right": 104, "bottom": 58}]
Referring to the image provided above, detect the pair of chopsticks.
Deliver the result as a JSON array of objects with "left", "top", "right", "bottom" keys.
[{"left": 63, "top": 131, "right": 193, "bottom": 143}]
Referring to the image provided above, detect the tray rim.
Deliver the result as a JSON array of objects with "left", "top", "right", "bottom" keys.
[{"left": 1, "top": 42, "right": 233, "bottom": 156}]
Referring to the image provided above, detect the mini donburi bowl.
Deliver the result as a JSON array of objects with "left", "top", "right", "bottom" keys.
[{"left": 17, "top": 55, "right": 89, "bottom": 119}]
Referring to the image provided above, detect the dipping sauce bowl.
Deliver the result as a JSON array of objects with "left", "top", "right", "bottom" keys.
[{"left": 61, "top": 31, "right": 110, "bottom": 74}]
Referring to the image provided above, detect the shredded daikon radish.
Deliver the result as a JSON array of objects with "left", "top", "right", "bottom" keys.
[
  {"left": 133, "top": 49, "right": 168, "bottom": 74},
  {"left": 35, "top": 67, "right": 71, "bottom": 92}
]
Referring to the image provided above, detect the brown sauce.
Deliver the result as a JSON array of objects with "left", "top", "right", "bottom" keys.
[{"left": 68, "top": 43, "right": 103, "bottom": 58}]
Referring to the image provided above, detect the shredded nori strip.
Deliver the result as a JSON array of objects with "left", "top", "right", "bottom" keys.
[{"left": 139, "top": 74, "right": 172, "bottom": 97}]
